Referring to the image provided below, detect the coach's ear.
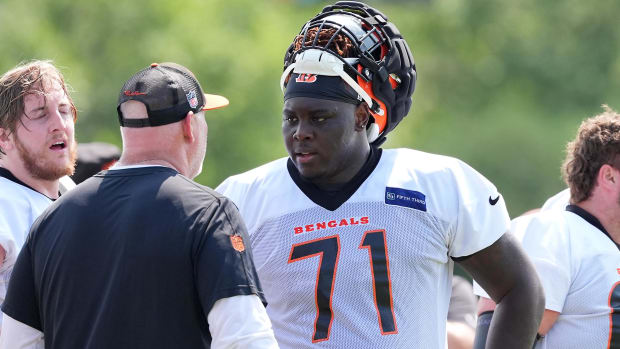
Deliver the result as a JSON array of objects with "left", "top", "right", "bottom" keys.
[{"left": 182, "top": 111, "right": 195, "bottom": 143}]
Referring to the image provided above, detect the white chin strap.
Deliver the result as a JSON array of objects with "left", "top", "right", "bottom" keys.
[
  {"left": 366, "top": 123, "right": 380, "bottom": 143},
  {"left": 280, "top": 49, "right": 382, "bottom": 143}
]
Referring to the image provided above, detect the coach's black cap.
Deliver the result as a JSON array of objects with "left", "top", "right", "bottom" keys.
[{"left": 117, "top": 62, "right": 229, "bottom": 128}]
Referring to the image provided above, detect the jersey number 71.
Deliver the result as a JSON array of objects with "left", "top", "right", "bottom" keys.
[{"left": 288, "top": 230, "right": 398, "bottom": 343}]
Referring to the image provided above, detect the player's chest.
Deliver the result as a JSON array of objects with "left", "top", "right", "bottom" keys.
[
  {"left": 248, "top": 202, "right": 451, "bottom": 278},
  {"left": 567, "top": 248, "right": 620, "bottom": 313}
]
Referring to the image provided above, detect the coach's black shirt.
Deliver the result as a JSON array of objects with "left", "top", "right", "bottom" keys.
[{"left": 2, "top": 167, "right": 265, "bottom": 348}]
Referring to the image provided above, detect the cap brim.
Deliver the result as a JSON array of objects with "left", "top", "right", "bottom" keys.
[{"left": 201, "top": 93, "right": 229, "bottom": 111}]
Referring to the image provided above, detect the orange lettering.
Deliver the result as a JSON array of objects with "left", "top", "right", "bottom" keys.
[
  {"left": 294, "top": 227, "right": 303, "bottom": 234},
  {"left": 360, "top": 217, "right": 369, "bottom": 224},
  {"left": 350, "top": 218, "right": 359, "bottom": 225},
  {"left": 317, "top": 222, "right": 327, "bottom": 230},
  {"left": 305, "top": 224, "right": 314, "bottom": 232},
  {"left": 328, "top": 220, "right": 337, "bottom": 228},
  {"left": 339, "top": 219, "right": 349, "bottom": 226},
  {"left": 295, "top": 73, "right": 317, "bottom": 83}
]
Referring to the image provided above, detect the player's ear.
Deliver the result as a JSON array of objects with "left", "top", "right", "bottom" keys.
[
  {"left": 182, "top": 111, "right": 195, "bottom": 143},
  {"left": 598, "top": 164, "right": 618, "bottom": 189},
  {"left": 354, "top": 102, "right": 371, "bottom": 131},
  {"left": 0, "top": 127, "right": 14, "bottom": 153}
]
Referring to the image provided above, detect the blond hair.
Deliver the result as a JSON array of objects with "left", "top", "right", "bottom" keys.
[{"left": 0, "top": 60, "right": 77, "bottom": 156}]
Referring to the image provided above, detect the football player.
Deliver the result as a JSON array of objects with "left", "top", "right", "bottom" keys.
[
  {"left": 0, "top": 61, "right": 77, "bottom": 315},
  {"left": 0, "top": 62, "right": 277, "bottom": 348},
  {"left": 474, "top": 106, "right": 620, "bottom": 348},
  {"left": 217, "top": 2, "right": 544, "bottom": 348}
]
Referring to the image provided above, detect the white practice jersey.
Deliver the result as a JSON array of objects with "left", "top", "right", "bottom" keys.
[
  {"left": 540, "top": 188, "right": 570, "bottom": 211},
  {"left": 478, "top": 207, "right": 620, "bottom": 349},
  {"left": 217, "top": 148, "right": 509, "bottom": 349},
  {"left": 0, "top": 175, "right": 52, "bottom": 303}
]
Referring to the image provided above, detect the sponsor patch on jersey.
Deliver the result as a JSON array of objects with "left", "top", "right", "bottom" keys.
[
  {"left": 230, "top": 235, "right": 245, "bottom": 252},
  {"left": 385, "top": 187, "right": 426, "bottom": 212}
]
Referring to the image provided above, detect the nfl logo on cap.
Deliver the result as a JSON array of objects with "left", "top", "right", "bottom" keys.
[
  {"left": 117, "top": 62, "right": 229, "bottom": 128},
  {"left": 187, "top": 90, "right": 198, "bottom": 109}
]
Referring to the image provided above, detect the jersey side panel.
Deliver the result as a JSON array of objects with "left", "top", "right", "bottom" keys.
[
  {"left": 0, "top": 178, "right": 51, "bottom": 304},
  {"left": 537, "top": 212, "right": 620, "bottom": 348},
  {"left": 0, "top": 178, "right": 51, "bottom": 264}
]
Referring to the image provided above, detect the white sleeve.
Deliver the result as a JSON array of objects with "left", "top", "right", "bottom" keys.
[
  {"left": 516, "top": 212, "right": 571, "bottom": 312},
  {"left": 472, "top": 215, "right": 534, "bottom": 299},
  {"left": 215, "top": 177, "right": 244, "bottom": 209},
  {"left": 215, "top": 177, "right": 241, "bottom": 201},
  {"left": 215, "top": 177, "right": 231, "bottom": 197},
  {"left": 540, "top": 188, "right": 570, "bottom": 211},
  {"left": 0, "top": 197, "right": 23, "bottom": 306},
  {"left": 0, "top": 196, "right": 22, "bottom": 272},
  {"left": 449, "top": 160, "right": 510, "bottom": 258},
  {"left": 473, "top": 212, "right": 572, "bottom": 312},
  {"left": 215, "top": 177, "right": 254, "bottom": 225},
  {"left": 207, "top": 295, "right": 279, "bottom": 349},
  {"left": 0, "top": 313, "right": 44, "bottom": 349}
]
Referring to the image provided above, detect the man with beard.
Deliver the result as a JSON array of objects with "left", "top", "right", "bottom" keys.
[
  {"left": 0, "top": 62, "right": 277, "bottom": 349},
  {"left": 474, "top": 106, "right": 620, "bottom": 348},
  {"left": 0, "top": 60, "right": 77, "bottom": 310}
]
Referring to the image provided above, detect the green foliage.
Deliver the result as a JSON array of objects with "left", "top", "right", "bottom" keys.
[{"left": 1, "top": 0, "right": 618, "bottom": 216}]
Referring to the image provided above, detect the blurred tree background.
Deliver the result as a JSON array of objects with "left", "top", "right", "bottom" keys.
[{"left": 1, "top": 0, "right": 619, "bottom": 217}]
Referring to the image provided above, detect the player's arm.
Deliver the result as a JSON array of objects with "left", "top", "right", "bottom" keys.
[
  {"left": 0, "top": 313, "right": 44, "bottom": 349},
  {"left": 208, "top": 295, "right": 279, "bottom": 348},
  {"left": 457, "top": 233, "right": 545, "bottom": 349},
  {"left": 476, "top": 296, "right": 560, "bottom": 340}
]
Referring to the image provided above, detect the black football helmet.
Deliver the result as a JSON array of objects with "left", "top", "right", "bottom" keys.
[{"left": 281, "top": 1, "right": 416, "bottom": 145}]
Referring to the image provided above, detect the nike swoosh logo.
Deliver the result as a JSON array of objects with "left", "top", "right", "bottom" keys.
[{"left": 489, "top": 195, "right": 500, "bottom": 205}]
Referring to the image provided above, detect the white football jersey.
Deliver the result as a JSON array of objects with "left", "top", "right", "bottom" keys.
[
  {"left": 540, "top": 188, "right": 570, "bottom": 211},
  {"left": 477, "top": 208, "right": 620, "bottom": 349},
  {"left": 0, "top": 176, "right": 52, "bottom": 303},
  {"left": 217, "top": 148, "right": 509, "bottom": 348}
]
